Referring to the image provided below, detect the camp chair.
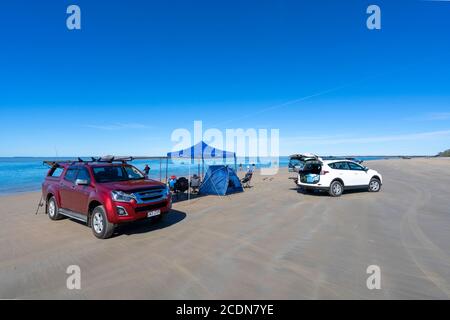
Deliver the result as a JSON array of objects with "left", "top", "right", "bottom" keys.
[
  {"left": 241, "top": 172, "right": 253, "bottom": 188},
  {"left": 190, "top": 175, "right": 201, "bottom": 194},
  {"left": 174, "top": 177, "right": 189, "bottom": 199}
]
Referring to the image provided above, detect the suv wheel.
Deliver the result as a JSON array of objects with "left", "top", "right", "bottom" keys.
[
  {"left": 368, "top": 178, "right": 381, "bottom": 192},
  {"left": 91, "top": 206, "right": 115, "bottom": 239},
  {"left": 47, "top": 196, "right": 63, "bottom": 220},
  {"left": 329, "top": 180, "right": 344, "bottom": 197}
]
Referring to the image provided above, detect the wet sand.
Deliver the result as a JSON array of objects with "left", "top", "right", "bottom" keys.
[{"left": 1, "top": 158, "right": 450, "bottom": 299}]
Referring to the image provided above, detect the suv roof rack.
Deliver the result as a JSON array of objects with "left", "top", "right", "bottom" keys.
[{"left": 321, "top": 156, "right": 364, "bottom": 163}]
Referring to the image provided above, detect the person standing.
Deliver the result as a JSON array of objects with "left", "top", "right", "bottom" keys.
[{"left": 143, "top": 164, "right": 150, "bottom": 176}]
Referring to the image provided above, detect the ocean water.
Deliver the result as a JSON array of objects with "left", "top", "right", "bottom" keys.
[{"left": 0, "top": 156, "right": 388, "bottom": 195}]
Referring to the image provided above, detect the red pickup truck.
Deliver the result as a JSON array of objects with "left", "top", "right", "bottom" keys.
[{"left": 42, "top": 159, "right": 172, "bottom": 239}]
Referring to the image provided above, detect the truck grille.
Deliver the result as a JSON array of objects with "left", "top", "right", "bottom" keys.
[{"left": 132, "top": 187, "right": 166, "bottom": 204}]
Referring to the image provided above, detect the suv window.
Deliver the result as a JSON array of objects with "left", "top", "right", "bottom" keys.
[
  {"left": 64, "top": 167, "right": 78, "bottom": 183},
  {"left": 289, "top": 159, "right": 303, "bottom": 169},
  {"left": 348, "top": 162, "right": 365, "bottom": 171},
  {"left": 329, "top": 162, "right": 349, "bottom": 170},
  {"left": 76, "top": 167, "right": 91, "bottom": 183}
]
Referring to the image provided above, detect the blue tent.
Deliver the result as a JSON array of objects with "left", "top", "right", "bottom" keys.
[
  {"left": 167, "top": 141, "right": 236, "bottom": 162},
  {"left": 167, "top": 141, "right": 237, "bottom": 176},
  {"left": 199, "top": 165, "right": 243, "bottom": 196}
]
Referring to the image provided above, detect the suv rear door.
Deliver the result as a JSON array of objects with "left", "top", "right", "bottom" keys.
[
  {"left": 328, "top": 161, "right": 353, "bottom": 185},
  {"left": 289, "top": 153, "right": 319, "bottom": 172}
]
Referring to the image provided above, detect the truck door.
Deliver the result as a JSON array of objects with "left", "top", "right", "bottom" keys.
[
  {"left": 59, "top": 166, "right": 79, "bottom": 211},
  {"left": 71, "top": 167, "right": 93, "bottom": 215}
]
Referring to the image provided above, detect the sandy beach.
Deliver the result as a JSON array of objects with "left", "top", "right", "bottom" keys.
[{"left": 1, "top": 158, "right": 450, "bottom": 299}]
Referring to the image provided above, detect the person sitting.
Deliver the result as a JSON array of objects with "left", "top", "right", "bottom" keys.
[
  {"left": 190, "top": 174, "right": 201, "bottom": 194},
  {"left": 168, "top": 175, "right": 177, "bottom": 191}
]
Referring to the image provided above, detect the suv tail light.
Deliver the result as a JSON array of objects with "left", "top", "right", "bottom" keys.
[{"left": 320, "top": 170, "right": 329, "bottom": 175}]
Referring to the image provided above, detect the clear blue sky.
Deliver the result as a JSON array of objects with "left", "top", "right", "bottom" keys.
[{"left": 0, "top": 0, "right": 449, "bottom": 156}]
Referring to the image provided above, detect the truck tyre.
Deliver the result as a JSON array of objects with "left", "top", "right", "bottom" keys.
[
  {"left": 47, "top": 196, "right": 63, "bottom": 220},
  {"left": 368, "top": 178, "right": 381, "bottom": 192},
  {"left": 329, "top": 180, "right": 344, "bottom": 197},
  {"left": 91, "top": 206, "right": 115, "bottom": 239}
]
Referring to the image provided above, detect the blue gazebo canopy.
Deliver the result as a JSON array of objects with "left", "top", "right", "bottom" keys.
[{"left": 167, "top": 141, "right": 236, "bottom": 161}]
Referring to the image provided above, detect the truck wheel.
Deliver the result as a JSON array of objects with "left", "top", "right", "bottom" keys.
[
  {"left": 368, "top": 178, "right": 381, "bottom": 192},
  {"left": 47, "top": 196, "right": 63, "bottom": 220},
  {"left": 91, "top": 206, "right": 115, "bottom": 239},
  {"left": 329, "top": 181, "right": 344, "bottom": 197}
]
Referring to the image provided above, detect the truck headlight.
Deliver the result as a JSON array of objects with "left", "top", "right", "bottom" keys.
[{"left": 111, "top": 190, "right": 136, "bottom": 203}]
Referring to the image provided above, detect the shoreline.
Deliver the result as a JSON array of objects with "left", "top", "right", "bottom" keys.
[
  {"left": 0, "top": 156, "right": 443, "bottom": 196},
  {"left": 0, "top": 189, "right": 42, "bottom": 198},
  {"left": 0, "top": 157, "right": 414, "bottom": 196}
]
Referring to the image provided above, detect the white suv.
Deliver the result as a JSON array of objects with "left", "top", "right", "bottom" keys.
[{"left": 296, "top": 159, "right": 383, "bottom": 197}]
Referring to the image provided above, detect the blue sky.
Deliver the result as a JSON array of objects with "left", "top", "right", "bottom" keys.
[{"left": 0, "top": 0, "right": 449, "bottom": 156}]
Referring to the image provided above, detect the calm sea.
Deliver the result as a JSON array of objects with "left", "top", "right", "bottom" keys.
[{"left": 0, "top": 156, "right": 389, "bottom": 195}]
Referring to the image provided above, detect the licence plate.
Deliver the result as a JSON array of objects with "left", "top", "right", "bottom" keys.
[{"left": 147, "top": 210, "right": 161, "bottom": 218}]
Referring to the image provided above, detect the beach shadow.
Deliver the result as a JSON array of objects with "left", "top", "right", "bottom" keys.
[
  {"left": 171, "top": 192, "right": 206, "bottom": 203},
  {"left": 114, "top": 209, "right": 187, "bottom": 237},
  {"left": 292, "top": 187, "right": 330, "bottom": 197},
  {"left": 291, "top": 187, "right": 370, "bottom": 197}
]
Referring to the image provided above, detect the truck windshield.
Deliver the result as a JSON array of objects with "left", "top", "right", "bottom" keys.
[{"left": 92, "top": 165, "right": 145, "bottom": 183}]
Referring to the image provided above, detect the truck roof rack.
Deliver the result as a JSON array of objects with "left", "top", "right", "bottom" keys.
[{"left": 43, "top": 156, "right": 165, "bottom": 167}]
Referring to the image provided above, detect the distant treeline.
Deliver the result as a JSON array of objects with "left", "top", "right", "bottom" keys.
[{"left": 438, "top": 149, "right": 450, "bottom": 157}]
